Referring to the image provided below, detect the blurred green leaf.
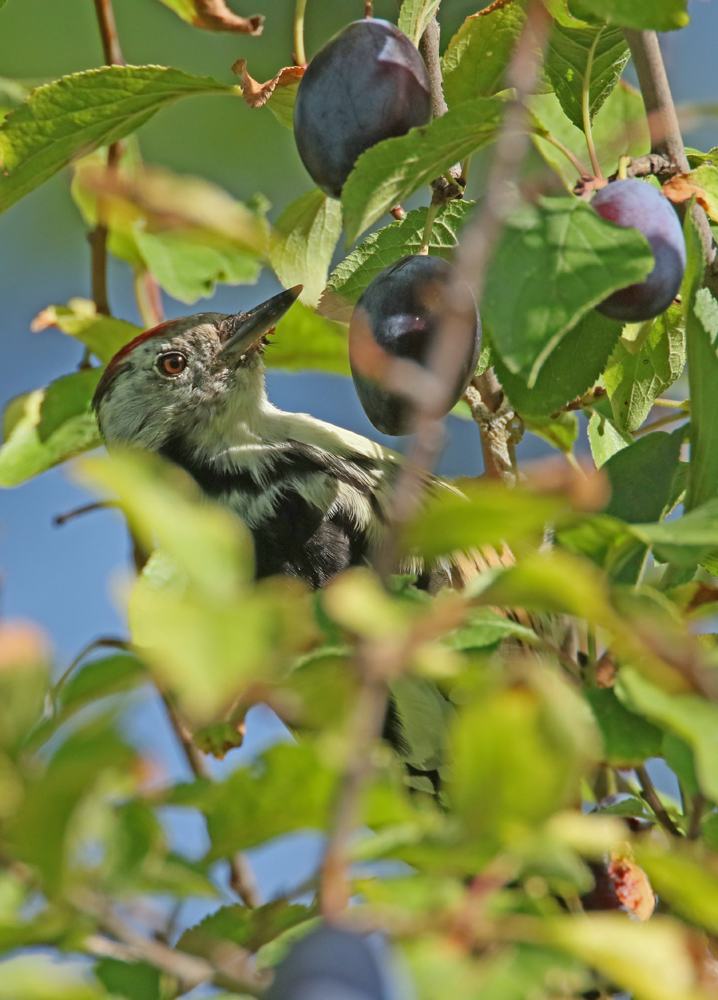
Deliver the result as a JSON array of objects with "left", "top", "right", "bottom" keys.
[
  {"left": 324, "top": 201, "right": 473, "bottom": 321},
  {"left": 0, "top": 621, "right": 50, "bottom": 753},
  {"left": 619, "top": 667, "right": 718, "bottom": 801},
  {"left": 94, "top": 959, "right": 160, "bottom": 1000},
  {"left": 405, "top": 482, "right": 561, "bottom": 560},
  {"left": 636, "top": 845, "right": 718, "bottom": 936},
  {"left": 545, "top": 913, "right": 704, "bottom": 1000},
  {"left": 452, "top": 669, "right": 597, "bottom": 851},
  {"left": 0, "top": 954, "right": 108, "bottom": 999},
  {"left": 545, "top": 23, "right": 629, "bottom": 132},
  {"left": 587, "top": 410, "right": 632, "bottom": 469},
  {"left": 270, "top": 189, "right": 343, "bottom": 307},
  {"left": 531, "top": 82, "right": 649, "bottom": 191},
  {"left": 494, "top": 311, "right": 622, "bottom": 417},
  {"left": 445, "top": 608, "right": 539, "bottom": 650},
  {"left": 203, "top": 743, "right": 336, "bottom": 857},
  {"left": 0, "top": 76, "right": 28, "bottom": 119},
  {"left": 603, "top": 428, "right": 683, "bottom": 524},
  {"left": 523, "top": 412, "right": 578, "bottom": 453},
  {"left": 342, "top": 97, "right": 502, "bottom": 244},
  {"left": 0, "top": 389, "right": 101, "bottom": 487},
  {"left": 442, "top": 5, "right": 526, "bottom": 107},
  {"left": 80, "top": 451, "right": 252, "bottom": 598},
  {"left": 632, "top": 497, "right": 718, "bottom": 566},
  {"left": 32, "top": 299, "right": 141, "bottom": 364},
  {"left": 662, "top": 732, "right": 700, "bottom": 797},
  {"left": 585, "top": 688, "right": 662, "bottom": 766},
  {"left": 0, "top": 66, "right": 235, "bottom": 216},
  {"left": 38, "top": 369, "right": 103, "bottom": 443},
  {"left": 484, "top": 198, "right": 653, "bottom": 385},
  {"left": 390, "top": 675, "right": 453, "bottom": 772},
  {"left": 269, "top": 302, "right": 349, "bottom": 375},
  {"left": 604, "top": 304, "right": 686, "bottom": 432},
  {"left": 134, "top": 228, "right": 260, "bottom": 304},
  {"left": 397, "top": 0, "right": 441, "bottom": 47},
  {"left": 576, "top": 0, "right": 689, "bottom": 32},
  {"left": 57, "top": 654, "right": 148, "bottom": 719}
]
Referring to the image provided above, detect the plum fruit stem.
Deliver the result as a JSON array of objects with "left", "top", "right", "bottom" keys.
[
  {"left": 582, "top": 29, "right": 603, "bottom": 178},
  {"left": 535, "top": 128, "right": 589, "bottom": 177},
  {"left": 294, "top": 0, "right": 308, "bottom": 66},
  {"left": 419, "top": 200, "right": 440, "bottom": 254}
]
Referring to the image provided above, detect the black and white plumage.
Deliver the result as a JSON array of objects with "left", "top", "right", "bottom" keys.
[{"left": 93, "top": 287, "right": 461, "bottom": 590}]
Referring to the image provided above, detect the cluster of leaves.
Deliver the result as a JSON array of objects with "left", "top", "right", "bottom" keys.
[{"left": 4, "top": 0, "right": 718, "bottom": 998}]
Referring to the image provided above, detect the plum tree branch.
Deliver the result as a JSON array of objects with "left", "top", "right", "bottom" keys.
[{"left": 624, "top": 29, "right": 717, "bottom": 283}]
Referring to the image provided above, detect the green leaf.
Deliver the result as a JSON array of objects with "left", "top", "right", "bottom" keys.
[
  {"left": 405, "top": 482, "right": 563, "bottom": 560},
  {"left": 390, "top": 675, "right": 453, "bottom": 771},
  {"left": 452, "top": 670, "right": 597, "bottom": 852},
  {"left": 662, "top": 732, "right": 700, "bottom": 797},
  {"left": 585, "top": 688, "right": 662, "bottom": 766},
  {"left": 134, "top": 229, "right": 260, "bottom": 304},
  {"left": 631, "top": 497, "right": 718, "bottom": 566},
  {"left": 95, "top": 959, "right": 161, "bottom": 1000},
  {"left": 603, "top": 427, "right": 683, "bottom": 524},
  {"left": 523, "top": 412, "right": 579, "bottom": 453},
  {"left": 442, "top": 5, "right": 527, "bottom": 107},
  {"left": 179, "top": 901, "right": 312, "bottom": 958},
  {"left": 494, "top": 311, "right": 622, "bottom": 418},
  {"left": 32, "top": 299, "right": 141, "bottom": 364},
  {"left": 0, "top": 954, "right": 108, "bottom": 1000},
  {"left": 545, "top": 23, "right": 629, "bottom": 133},
  {"left": 270, "top": 189, "right": 343, "bottom": 308},
  {"left": 531, "top": 83, "right": 648, "bottom": 191},
  {"left": 483, "top": 198, "right": 654, "bottom": 385},
  {"left": 684, "top": 210, "right": 718, "bottom": 511},
  {"left": 342, "top": 97, "right": 502, "bottom": 244},
  {"left": 324, "top": 201, "right": 473, "bottom": 320},
  {"left": 0, "top": 389, "right": 101, "bottom": 487},
  {"left": 576, "top": 0, "right": 689, "bottom": 32},
  {"left": 268, "top": 302, "right": 349, "bottom": 375},
  {"left": 587, "top": 411, "right": 632, "bottom": 469},
  {"left": 604, "top": 304, "right": 686, "bottom": 433},
  {"left": 204, "top": 743, "right": 336, "bottom": 857},
  {"left": 445, "top": 608, "right": 540, "bottom": 651},
  {"left": 619, "top": 667, "right": 718, "bottom": 802},
  {"left": 37, "top": 369, "right": 102, "bottom": 442},
  {"left": 397, "top": 0, "right": 441, "bottom": 47},
  {"left": 636, "top": 845, "right": 718, "bottom": 936},
  {"left": 0, "top": 66, "right": 235, "bottom": 216},
  {"left": 57, "top": 655, "right": 147, "bottom": 719}
]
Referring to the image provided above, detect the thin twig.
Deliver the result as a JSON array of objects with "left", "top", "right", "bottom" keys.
[
  {"left": 632, "top": 410, "right": 688, "bottom": 437},
  {"left": 635, "top": 765, "right": 682, "bottom": 837},
  {"left": 92, "top": 0, "right": 124, "bottom": 65},
  {"left": 688, "top": 792, "right": 706, "bottom": 840},
  {"left": 420, "top": 17, "right": 448, "bottom": 119},
  {"left": 54, "top": 501, "right": 118, "bottom": 527}
]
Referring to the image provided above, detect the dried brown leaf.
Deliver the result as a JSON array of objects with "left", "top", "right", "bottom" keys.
[
  {"left": 232, "top": 59, "right": 305, "bottom": 109},
  {"left": 608, "top": 851, "right": 656, "bottom": 922},
  {"left": 184, "top": 0, "right": 263, "bottom": 34},
  {"left": 662, "top": 173, "right": 711, "bottom": 213}
]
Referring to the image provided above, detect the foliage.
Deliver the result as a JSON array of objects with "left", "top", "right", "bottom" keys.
[{"left": 1, "top": 1, "right": 717, "bottom": 999}]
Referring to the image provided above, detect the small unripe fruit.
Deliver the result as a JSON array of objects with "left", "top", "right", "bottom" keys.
[
  {"left": 592, "top": 178, "right": 686, "bottom": 322},
  {"left": 294, "top": 19, "right": 432, "bottom": 199},
  {"left": 266, "top": 924, "right": 387, "bottom": 1000},
  {"left": 349, "top": 255, "right": 481, "bottom": 436}
]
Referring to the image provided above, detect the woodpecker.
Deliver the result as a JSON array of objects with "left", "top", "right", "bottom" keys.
[{"left": 93, "top": 285, "right": 467, "bottom": 590}]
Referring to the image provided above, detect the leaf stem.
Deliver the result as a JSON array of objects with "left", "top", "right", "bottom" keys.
[
  {"left": 535, "top": 129, "right": 590, "bottom": 177},
  {"left": 635, "top": 764, "right": 682, "bottom": 837},
  {"left": 133, "top": 268, "right": 164, "bottom": 329},
  {"left": 632, "top": 410, "right": 689, "bottom": 437},
  {"left": 294, "top": 0, "right": 308, "bottom": 66},
  {"left": 582, "top": 30, "right": 603, "bottom": 178},
  {"left": 419, "top": 200, "right": 440, "bottom": 254}
]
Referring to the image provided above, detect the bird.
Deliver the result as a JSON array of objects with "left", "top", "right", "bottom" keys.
[
  {"left": 93, "top": 284, "right": 467, "bottom": 590},
  {"left": 92, "top": 284, "right": 485, "bottom": 789}
]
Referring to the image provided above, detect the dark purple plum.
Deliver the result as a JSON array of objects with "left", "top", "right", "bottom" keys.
[
  {"left": 349, "top": 255, "right": 480, "bottom": 436},
  {"left": 293, "top": 19, "right": 431, "bottom": 199},
  {"left": 266, "top": 924, "right": 387, "bottom": 1000},
  {"left": 592, "top": 178, "right": 686, "bottom": 322}
]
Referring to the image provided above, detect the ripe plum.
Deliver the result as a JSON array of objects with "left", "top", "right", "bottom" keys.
[
  {"left": 294, "top": 19, "right": 431, "bottom": 199},
  {"left": 349, "top": 255, "right": 480, "bottom": 436},
  {"left": 266, "top": 924, "right": 387, "bottom": 1000},
  {"left": 592, "top": 178, "right": 686, "bottom": 322}
]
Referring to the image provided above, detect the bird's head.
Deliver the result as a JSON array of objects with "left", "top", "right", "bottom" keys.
[{"left": 93, "top": 285, "right": 301, "bottom": 450}]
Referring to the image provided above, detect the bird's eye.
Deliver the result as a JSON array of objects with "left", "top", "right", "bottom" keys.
[{"left": 158, "top": 352, "right": 187, "bottom": 377}]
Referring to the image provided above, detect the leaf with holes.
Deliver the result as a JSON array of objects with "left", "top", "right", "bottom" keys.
[
  {"left": 342, "top": 97, "right": 502, "bottom": 244},
  {"left": 603, "top": 303, "right": 686, "bottom": 433},
  {"left": 323, "top": 201, "right": 473, "bottom": 321},
  {"left": 270, "top": 189, "right": 343, "bottom": 307},
  {"left": 587, "top": 411, "right": 632, "bottom": 469},
  {"left": 0, "top": 66, "right": 235, "bottom": 216},
  {"left": 442, "top": 4, "right": 526, "bottom": 106},
  {"left": 545, "top": 23, "right": 629, "bottom": 132},
  {"left": 483, "top": 197, "right": 653, "bottom": 384}
]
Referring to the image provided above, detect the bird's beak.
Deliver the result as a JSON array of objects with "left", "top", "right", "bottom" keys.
[{"left": 220, "top": 285, "right": 303, "bottom": 361}]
